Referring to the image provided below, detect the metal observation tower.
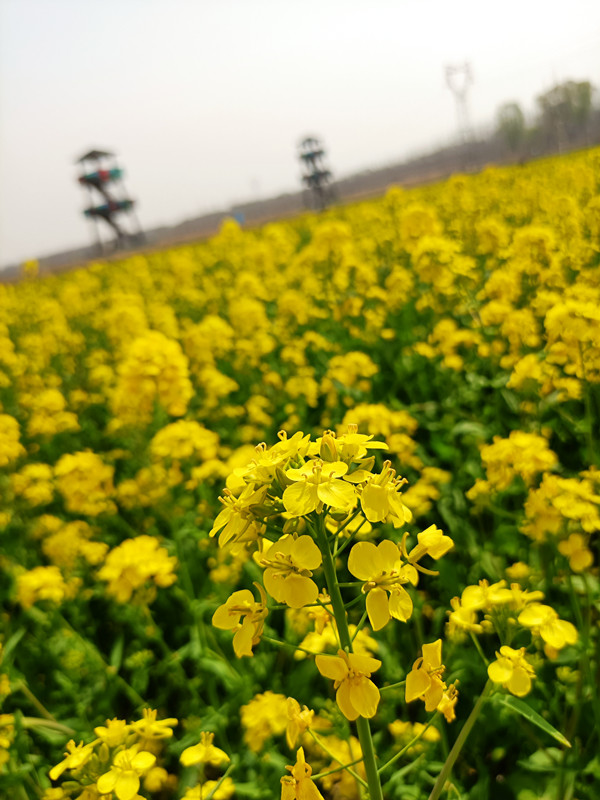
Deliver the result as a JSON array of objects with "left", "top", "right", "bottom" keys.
[
  {"left": 298, "top": 136, "right": 336, "bottom": 211},
  {"left": 76, "top": 149, "right": 143, "bottom": 253}
]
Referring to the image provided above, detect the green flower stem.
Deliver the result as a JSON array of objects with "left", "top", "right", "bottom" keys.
[
  {"left": 379, "top": 679, "right": 406, "bottom": 693},
  {"left": 469, "top": 632, "right": 489, "bottom": 667},
  {"left": 309, "top": 729, "right": 368, "bottom": 788},
  {"left": 15, "top": 682, "right": 57, "bottom": 722},
  {"left": 427, "top": 680, "right": 493, "bottom": 800},
  {"left": 335, "top": 519, "right": 368, "bottom": 557},
  {"left": 351, "top": 610, "right": 369, "bottom": 642},
  {"left": 314, "top": 516, "right": 384, "bottom": 800},
  {"left": 312, "top": 755, "right": 365, "bottom": 781},
  {"left": 262, "top": 636, "right": 320, "bottom": 657},
  {"left": 332, "top": 508, "right": 362, "bottom": 549},
  {"left": 378, "top": 712, "right": 439, "bottom": 775},
  {"left": 204, "top": 762, "right": 236, "bottom": 800},
  {"left": 20, "top": 716, "right": 75, "bottom": 735}
]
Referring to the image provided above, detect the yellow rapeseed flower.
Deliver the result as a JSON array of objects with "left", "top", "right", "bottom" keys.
[
  {"left": 180, "top": 732, "right": 229, "bottom": 767},
  {"left": 315, "top": 650, "right": 381, "bottom": 720},
  {"left": 405, "top": 639, "right": 446, "bottom": 711},
  {"left": 260, "top": 535, "right": 322, "bottom": 608},
  {"left": 49, "top": 739, "right": 95, "bottom": 781},
  {"left": 281, "top": 747, "right": 324, "bottom": 800},
  {"left": 517, "top": 603, "right": 578, "bottom": 649},
  {"left": 212, "top": 584, "right": 268, "bottom": 657},
  {"left": 286, "top": 698, "right": 315, "bottom": 749},
  {"left": 283, "top": 459, "right": 356, "bottom": 517},
  {"left": 347, "top": 540, "right": 414, "bottom": 630},
  {"left": 488, "top": 646, "right": 535, "bottom": 697},
  {"left": 96, "top": 745, "right": 156, "bottom": 800}
]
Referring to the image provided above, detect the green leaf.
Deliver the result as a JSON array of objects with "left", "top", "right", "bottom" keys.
[
  {"left": 110, "top": 634, "right": 124, "bottom": 671},
  {"left": 493, "top": 693, "right": 571, "bottom": 748},
  {"left": 2, "top": 628, "right": 25, "bottom": 662},
  {"left": 517, "top": 747, "right": 564, "bottom": 772}
]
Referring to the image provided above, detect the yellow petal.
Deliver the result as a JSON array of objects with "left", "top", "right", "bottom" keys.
[
  {"left": 388, "top": 586, "right": 413, "bottom": 622},
  {"left": 488, "top": 657, "right": 513, "bottom": 684},
  {"left": 350, "top": 677, "right": 380, "bottom": 718},
  {"left": 347, "top": 653, "right": 381, "bottom": 675},
  {"left": 557, "top": 619, "right": 578, "bottom": 646},
  {"left": 282, "top": 574, "right": 319, "bottom": 609},
  {"left": 421, "top": 640, "right": 442, "bottom": 669},
  {"left": 97, "top": 771, "right": 118, "bottom": 795},
  {"left": 417, "top": 525, "right": 454, "bottom": 559},
  {"left": 336, "top": 680, "right": 359, "bottom": 721},
  {"left": 299, "top": 777, "right": 325, "bottom": 800},
  {"left": 424, "top": 676, "right": 445, "bottom": 711},
  {"left": 181, "top": 743, "right": 204, "bottom": 767},
  {"left": 316, "top": 654, "right": 348, "bottom": 681},
  {"left": 360, "top": 483, "right": 388, "bottom": 523},
  {"left": 233, "top": 617, "right": 256, "bottom": 657},
  {"left": 131, "top": 750, "right": 156, "bottom": 771},
  {"left": 377, "top": 539, "right": 401, "bottom": 566},
  {"left": 320, "top": 461, "right": 348, "bottom": 478},
  {"left": 508, "top": 666, "right": 532, "bottom": 697},
  {"left": 212, "top": 605, "right": 239, "bottom": 630},
  {"left": 366, "top": 587, "right": 390, "bottom": 631},
  {"left": 263, "top": 568, "right": 285, "bottom": 603},
  {"left": 283, "top": 481, "right": 319, "bottom": 517},
  {"left": 347, "top": 541, "right": 379, "bottom": 581},
  {"left": 281, "top": 777, "right": 296, "bottom": 800},
  {"left": 518, "top": 603, "right": 551, "bottom": 627},
  {"left": 291, "top": 536, "right": 322, "bottom": 571},
  {"left": 405, "top": 667, "right": 431, "bottom": 702},
  {"left": 317, "top": 478, "right": 356, "bottom": 511},
  {"left": 115, "top": 771, "right": 140, "bottom": 800}
]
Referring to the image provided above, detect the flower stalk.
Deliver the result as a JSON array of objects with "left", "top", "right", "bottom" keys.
[{"left": 314, "top": 516, "right": 384, "bottom": 800}]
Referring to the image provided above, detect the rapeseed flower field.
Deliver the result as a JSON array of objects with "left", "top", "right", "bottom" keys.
[{"left": 1, "top": 146, "right": 599, "bottom": 800}]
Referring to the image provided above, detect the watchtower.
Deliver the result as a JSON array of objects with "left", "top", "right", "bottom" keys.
[
  {"left": 298, "top": 136, "right": 335, "bottom": 211},
  {"left": 76, "top": 149, "right": 143, "bottom": 253}
]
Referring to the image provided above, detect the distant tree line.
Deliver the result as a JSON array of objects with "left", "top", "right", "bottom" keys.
[{"left": 495, "top": 80, "right": 598, "bottom": 156}]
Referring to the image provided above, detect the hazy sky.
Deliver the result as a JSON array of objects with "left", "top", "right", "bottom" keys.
[{"left": 1, "top": 0, "right": 599, "bottom": 267}]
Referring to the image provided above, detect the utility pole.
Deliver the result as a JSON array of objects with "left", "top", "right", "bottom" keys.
[{"left": 445, "top": 62, "right": 474, "bottom": 145}]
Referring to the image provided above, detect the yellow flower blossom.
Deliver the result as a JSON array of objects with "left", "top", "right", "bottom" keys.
[
  {"left": 488, "top": 646, "right": 535, "bottom": 697},
  {"left": 357, "top": 461, "right": 413, "bottom": 527},
  {"left": 94, "top": 718, "right": 130, "bottom": 747},
  {"left": 283, "top": 459, "right": 356, "bottom": 517},
  {"left": 316, "top": 649, "right": 381, "bottom": 720},
  {"left": 241, "top": 692, "right": 288, "bottom": 752},
  {"left": 97, "top": 745, "right": 156, "bottom": 800},
  {"left": 212, "top": 584, "right": 268, "bottom": 657},
  {"left": 54, "top": 450, "right": 116, "bottom": 516},
  {"left": 0, "top": 414, "right": 26, "bottom": 467},
  {"left": 260, "top": 535, "right": 322, "bottom": 608},
  {"left": 517, "top": 604, "right": 578, "bottom": 650},
  {"left": 49, "top": 740, "right": 95, "bottom": 781},
  {"left": 347, "top": 540, "right": 414, "bottom": 630},
  {"left": 209, "top": 483, "right": 268, "bottom": 548},
  {"left": 180, "top": 732, "right": 229, "bottom": 767},
  {"left": 405, "top": 639, "right": 446, "bottom": 711},
  {"left": 281, "top": 747, "right": 324, "bottom": 800},
  {"left": 558, "top": 533, "right": 594, "bottom": 572},
  {"left": 286, "top": 698, "right": 314, "bottom": 749},
  {"left": 130, "top": 708, "right": 178, "bottom": 747}
]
